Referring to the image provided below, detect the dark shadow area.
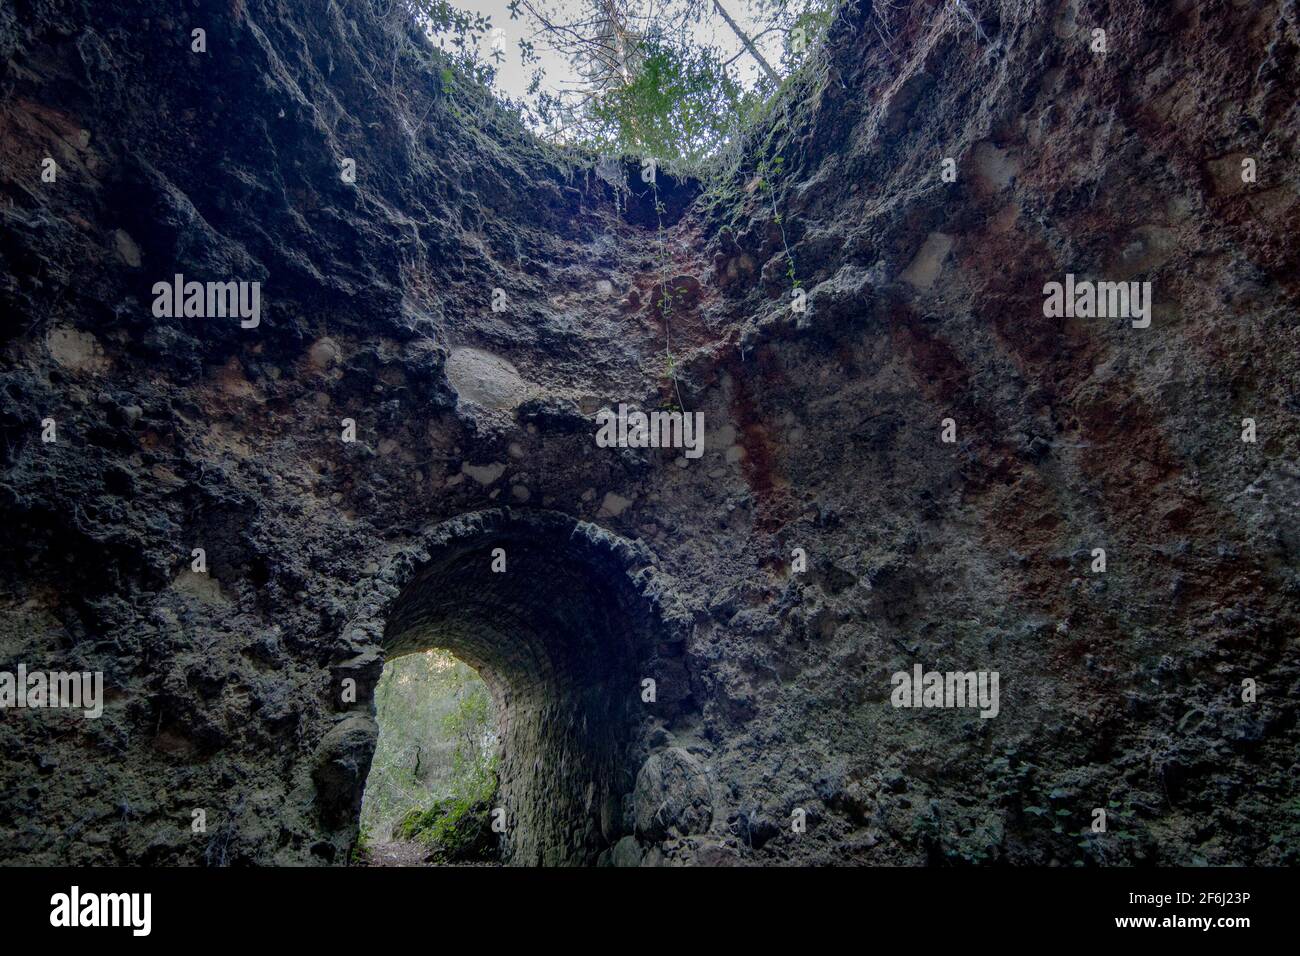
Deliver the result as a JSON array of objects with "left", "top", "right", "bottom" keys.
[{"left": 613, "top": 158, "right": 701, "bottom": 228}]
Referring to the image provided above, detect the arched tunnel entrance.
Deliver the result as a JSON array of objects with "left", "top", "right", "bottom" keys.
[{"left": 371, "top": 510, "right": 683, "bottom": 865}]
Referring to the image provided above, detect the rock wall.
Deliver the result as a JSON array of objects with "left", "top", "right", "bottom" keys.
[{"left": 1, "top": 0, "right": 1297, "bottom": 865}]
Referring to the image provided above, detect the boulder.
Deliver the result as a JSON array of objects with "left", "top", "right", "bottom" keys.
[{"left": 633, "top": 747, "right": 713, "bottom": 839}]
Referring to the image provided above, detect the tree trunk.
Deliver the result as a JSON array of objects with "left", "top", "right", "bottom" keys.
[{"left": 711, "top": 0, "right": 781, "bottom": 85}]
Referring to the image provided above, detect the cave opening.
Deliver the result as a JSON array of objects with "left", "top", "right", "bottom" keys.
[
  {"left": 370, "top": 511, "right": 666, "bottom": 866},
  {"left": 361, "top": 647, "right": 500, "bottom": 864}
]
